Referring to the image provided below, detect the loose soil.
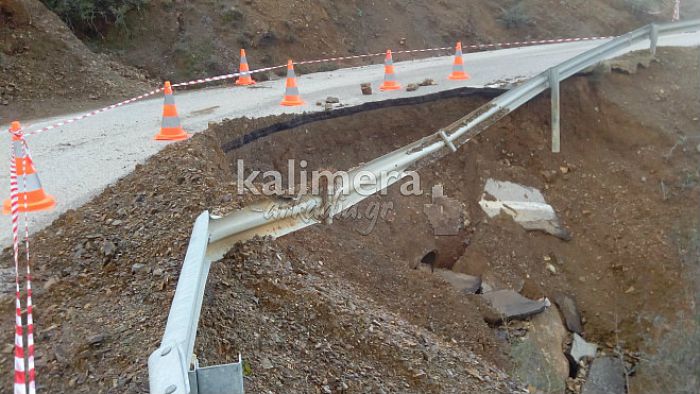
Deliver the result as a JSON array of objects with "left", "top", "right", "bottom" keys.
[
  {"left": 0, "top": 0, "right": 154, "bottom": 120},
  {"left": 0, "top": 48, "right": 697, "bottom": 393}
]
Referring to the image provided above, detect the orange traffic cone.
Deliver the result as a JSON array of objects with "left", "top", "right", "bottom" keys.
[
  {"left": 448, "top": 42, "right": 470, "bottom": 81},
  {"left": 2, "top": 122, "right": 56, "bottom": 215},
  {"left": 379, "top": 49, "right": 401, "bottom": 91},
  {"left": 154, "top": 81, "right": 191, "bottom": 141},
  {"left": 280, "top": 60, "right": 304, "bottom": 106},
  {"left": 235, "top": 48, "right": 256, "bottom": 86}
]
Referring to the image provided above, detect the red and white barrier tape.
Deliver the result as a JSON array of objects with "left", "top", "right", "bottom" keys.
[
  {"left": 293, "top": 47, "right": 451, "bottom": 65},
  {"left": 22, "top": 89, "right": 163, "bottom": 138},
  {"left": 9, "top": 132, "right": 36, "bottom": 394},
  {"left": 292, "top": 36, "right": 611, "bottom": 65},
  {"left": 19, "top": 35, "right": 610, "bottom": 138}
]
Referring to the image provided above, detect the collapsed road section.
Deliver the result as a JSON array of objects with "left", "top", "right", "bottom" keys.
[{"left": 1, "top": 46, "right": 697, "bottom": 393}]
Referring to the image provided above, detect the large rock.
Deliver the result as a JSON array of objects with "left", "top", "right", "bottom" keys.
[
  {"left": 480, "top": 289, "right": 547, "bottom": 323},
  {"left": 512, "top": 305, "right": 569, "bottom": 393},
  {"left": 433, "top": 269, "right": 481, "bottom": 294},
  {"left": 569, "top": 333, "right": 597, "bottom": 364},
  {"left": 479, "top": 179, "right": 571, "bottom": 240},
  {"left": 552, "top": 292, "right": 583, "bottom": 334},
  {"left": 582, "top": 357, "right": 626, "bottom": 394}
]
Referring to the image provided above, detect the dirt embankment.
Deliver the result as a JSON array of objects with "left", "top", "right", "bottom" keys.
[
  {"left": 98, "top": 0, "right": 671, "bottom": 82},
  {"left": 0, "top": 0, "right": 153, "bottom": 120},
  {"left": 0, "top": 48, "right": 697, "bottom": 393}
]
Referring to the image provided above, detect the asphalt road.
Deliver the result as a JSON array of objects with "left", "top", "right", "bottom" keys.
[{"left": 1, "top": 32, "right": 699, "bottom": 246}]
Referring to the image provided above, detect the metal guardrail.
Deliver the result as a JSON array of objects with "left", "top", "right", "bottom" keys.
[
  {"left": 148, "top": 212, "right": 245, "bottom": 394},
  {"left": 148, "top": 19, "right": 700, "bottom": 394}
]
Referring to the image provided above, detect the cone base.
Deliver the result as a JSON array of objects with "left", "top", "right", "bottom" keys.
[
  {"left": 3, "top": 194, "right": 56, "bottom": 215},
  {"left": 235, "top": 78, "right": 256, "bottom": 86},
  {"left": 154, "top": 131, "right": 192, "bottom": 141},
  {"left": 379, "top": 83, "right": 402, "bottom": 91},
  {"left": 448, "top": 72, "right": 470, "bottom": 81},
  {"left": 280, "top": 97, "right": 304, "bottom": 106}
]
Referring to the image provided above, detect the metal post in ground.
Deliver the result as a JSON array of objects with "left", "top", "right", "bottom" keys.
[
  {"left": 549, "top": 68, "right": 561, "bottom": 153},
  {"left": 650, "top": 24, "right": 659, "bottom": 56}
]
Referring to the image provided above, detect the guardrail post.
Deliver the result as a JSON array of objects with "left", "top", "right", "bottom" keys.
[
  {"left": 548, "top": 68, "right": 561, "bottom": 153},
  {"left": 650, "top": 24, "right": 659, "bottom": 56}
]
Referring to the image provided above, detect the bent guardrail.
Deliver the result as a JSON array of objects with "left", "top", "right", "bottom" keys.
[
  {"left": 148, "top": 19, "right": 700, "bottom": 394},
  {"left": 148, "top": 212, "right": 244, "bottom": 394}
]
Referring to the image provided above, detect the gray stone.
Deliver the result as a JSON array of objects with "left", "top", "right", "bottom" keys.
[
  {"left": 479, "top": 179, "right": 571, "bottom": 240},
  {"left": 261, "top": 357, "right": 274, "bottom": 370},
  {"left": 582, "top": 357, "right": 626, "bottom": 394},
  {"left": 131, "top": 263, "right": 146, "bottom": 274},
  {"left": 406, "top": 83, "right": 419, "bottom": 92},
  {"left": 433, "top": 269, "right": 481, "bottom": 294},
  {"left": 325, "top": 96, "right": 340, "bottom": 104},
  {"left": 480, "top": 289, "right": 547, "bottom": 322},
  {"left": 87, "top": 333, "right": 106, "bottom": 347},
  {"left": 569, "top": 333, "right": 597, "bottom": 364},
  {"left": 101, "top": 240, "right": 117, "bottom": 257},
  {"left": 552, "top": 292, "right": 583, "bottom": 334},
  {"left": 512, "top": 305, "right": 569, "bottom": 393},
  {"left": 360, "top": 83, "right": 372, "bottom": 95}
]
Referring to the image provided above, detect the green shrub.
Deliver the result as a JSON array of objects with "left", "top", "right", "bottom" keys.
[
  {"left": 41, "top": 0, "right": 148, "bottom": 36},
  {"left": 625, "top": 0, "right": 664, "bottom": 14},
  {"left": 499, "top": 3, "right": 531, "bottom": 29},
  {"left": 222, "top": 6, "right": 243, "bottom": 23}
]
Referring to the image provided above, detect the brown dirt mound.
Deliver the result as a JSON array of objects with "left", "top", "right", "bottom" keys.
[
  {"left": 0, "top": 0, "right": 152, "bottom": 120},
  {"left": 196, "top": 238, "right": 518, "bottom": 393},
  {"left": 0, "top": 131, "right": 240, "bottom": 393}
]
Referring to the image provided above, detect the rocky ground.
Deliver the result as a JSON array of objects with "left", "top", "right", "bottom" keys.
[
  {"left": 0, "top": 48, "right": 698, "bottom": 393},
  {"left": 196, "top": 238, "right": 521, "bottom": 393},
  {"left": 0, "top": 131, "right": 241, "bottom": 392}
]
